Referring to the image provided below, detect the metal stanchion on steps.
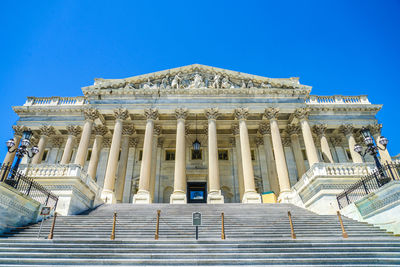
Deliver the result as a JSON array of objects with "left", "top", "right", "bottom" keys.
[
  {"left": 110, "top": 212, "right": 117, "bottom": 240},
  {"left": 47, "top": 212, "right": 57, "bottom": 240},
  {"left": 221, "top": 212, "right": 226, "bottom": 240},
  {"left": 155, "top": 210, "right": 161, "bottom": 240},
  {"left": 337, "top": 211, "right": 348, "bottom": 238},
  {"left": 287, "top": 211, "right": 296, "bottom": 239}
]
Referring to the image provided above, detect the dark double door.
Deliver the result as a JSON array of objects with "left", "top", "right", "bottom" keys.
[{"left": 187, "top": 182, "right": 207, "bottom": 203}]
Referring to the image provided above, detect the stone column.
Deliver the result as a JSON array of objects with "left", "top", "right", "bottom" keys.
[
  {"left": 170, "top": 107, "right": 188, "bottom": 204},
  {"left": 60, "top": 125, "right": 81, "bottom": 164},
  {"left": 370, "top": 123, "right": 392, "bottom": 164},
  {"left": 2, "top": 126, "right": 25, "bottom": 167},
  {"left": 32, "top": 126, "right": 55, "bottom": 164},
  {"left": 115, "top": 124, "right": 135, "bottom": 203},
  {"left": 313, "top": 124, "right": 334, "bottom": 163},
  {"left": 133, "top": 108, "right": 159, "bottom": 204},
  {"left": 264, "top": 108, "right": 291, "bottom": 198},
  {"left": 149, "top": 125, "right": 161, "bottom": 201},
  {"left": 205, "top": 108, "right": 224, "bottom": 203},
  {"left": 340, "top": 124, "right": 363, "bottom": 163},
  {"left": 259, "top": 122, "right": 280, "bottom": 196},
  {"left": 154, "top": 137, "right": 164, "bottom": 203},
  {"left": 74, "top": 108, "right": 99, "bottom": 167},
  {"left": 234, "top": 108, "right": 261, "bottom": 203},
  {"left": 101, "top": 108, "right": 129, "bottom": 204},
  {"left": 287, "top": 124, "right": 307, "bottom": 178},
  {"left": 330, "top": 135, "right": 347, "bottom": 163},
  {"left": 232, "top": 124, "right": 245, "bottom": 200},
  {"left": 293, "top": 108, "right": 319, "bottom": 167},
  {"left": 87, "top": 125, "right": 108, "bottom": 180},
  {"left": 49, "top": 137, "right": 64, "bottom": 163}
]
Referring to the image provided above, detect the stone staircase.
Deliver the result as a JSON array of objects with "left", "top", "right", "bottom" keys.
[{"left": 0, "top": 203, "right": 399, "bottom": 266}]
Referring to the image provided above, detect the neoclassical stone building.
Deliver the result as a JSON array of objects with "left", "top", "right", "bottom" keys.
[{"left": 4, "top": 64, "right": 392, "bottom": 215}]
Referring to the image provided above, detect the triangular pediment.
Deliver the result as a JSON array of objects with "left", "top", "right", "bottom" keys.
[{"left": 87, "top": 64, "right": 309, "bottom": 91}]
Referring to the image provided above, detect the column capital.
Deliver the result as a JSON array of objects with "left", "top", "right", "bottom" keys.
[
  {"left": 255, "top": 137, "right": 264, "bottom": 146},
  {"left": 129, "top": 137, "right": 138, "bottom": 147},
  {"left": 144, "top": 108, "right": 159, "bottom": 121},
  {"left": 286, "top": 124, "right": 300, "bottom": 136},
  {"left": 12, "top": 125, "right": 26, "bottom": 137},
  {"left": 175, "top": 107, "right": 188, "bottom": 120},
  {"left": 293, "top": 108, "right": 310, "bottom": 121},
  {"left": 83, "top": 108, "right": 100, "bottom": 121},
  {"left": 339, "top": 124, "right": 354, "bottom": 136},
  {"left": 122, "top": 124, "right": 135, "bottom": 136},
  {"left": 93, "top": 125, "right": 108, "bottom": 136},
  {"left": 157, "top": 137, "right": 164, "bottom": 147},
  {"left": 205, "top": 107, "right": 220, "bottom": 120},
  {"left": 264, "top": 108, "right": 279, "bottom": 120},
  {"left": 231, "top": 123, "right": 240, "bottom": 136},
  {"left": 258, "top": 122, "right": 271, "bottom": 135},
  {"left": 282, "top": 135, "right": 291, "bottom": 146},
  {"left": 51, "top": 136, "right": 64, "bottom": 147},
  {"left": 102, "top": 137, "right": 112, "bottom": 148},
  {"left": 312, "top": 124, "right": 327, "bottom": 137},
  {"left": 234, "top": 107, "right": 249, "bottom": 120},
  {"left": 330, "top": 135, "right": 344, "bottom": 146},
  {"left": 202, "top": 124, "right": 208, "bottom": 135},
  {"left": 66, "top": 125, "right": 82, "bottom": 137},
  {"left": 39, "top": 125, "right": 55, "bottom": 137},
  {"left": 368, "top": 123, "right": 382, "bottom": 136},
  {"left": 114, "top": 108, "right": 130, "bottom": 121},
  {"left": 154, "top": 125, "right": 162, "bottom": 136}
]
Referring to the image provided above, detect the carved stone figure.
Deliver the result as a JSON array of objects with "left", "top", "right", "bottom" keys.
[
  {"left": 188, "top": 73, "right": 204, "bottom": 89},
  {"left": 261, "top": 82, "right": 271, "bottom": 88},
  {"left": 247, "top": 80, "right": 254, "bottom": 88},
  {"left": 241, "top": 80, "right": 246, "bottom": 88},
  {"left": 160, "top": 76, "right": 170, "bottom": 89},
  {"left": 210, "top": 74, "right": 221, "bottom": 89},
  {"left": 143, "top": 78, "right": 158, "bottom": 90},
  {"left": 171, "top": 73, "right": 182, "bottom": 89},
  {"left": 221, "top": 76, "right": 233, "bottom": 89}
]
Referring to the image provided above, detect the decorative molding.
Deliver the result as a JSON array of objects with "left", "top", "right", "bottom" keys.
[
  {"left": 234, "top": 107, "right": 249, "bottom": 120},
  {"left": 129, "top": 137, "right": 138, "bottom": 147},
  {"left": 264, "top": 108, "right": 279, "bottom": 120},
  {"left": 255, "top": 137, "right": 264, "bottom": 146},
  {"left": 114, "top": 108, "right": 129, "bottom": 121},
  {"left": 102, "top": 137, "right": 112, "bottom": 148},
  {"left": 231, "top": 124, "right": 240, "bottom": 136},
  {"left": 153, "top": 125, "right": 162, "bottom": 136}
]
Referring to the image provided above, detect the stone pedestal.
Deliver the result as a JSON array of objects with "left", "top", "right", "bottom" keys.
[
  {"left": 169, "top": 191, "right": 187, "bottom": 204},
  {"left": 100, "top": 189, "right": 116, "bottom": 204},
  {"left": 207, "top": 191, "right": 224, "bottom": 204},
  {"left": 242, "top": 191, "right": 262, "bottom": 203},
  {"left": 132, "top": 190, "right": 152, "bottom": 204}
]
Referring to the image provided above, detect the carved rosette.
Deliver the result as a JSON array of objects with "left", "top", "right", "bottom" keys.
[
  {"left": 313, "top": 124, "right": 327, "bottom": 137},
  {"left": 51, "top": 136, "right": 64, "bottom": 147},
  {"left": 122, "top": 124, "right": 135, "bottom": 136},
  {"left": 255, "top": 137, "right": 264, "bottom": 146},
  {"left": 175, "top": 107, "right": 188, "bottom": 120},
  {"left": 286, "top": 124, "right": 300, "bottom": 136},
  {"left": 153, "top": 125, "right": 162, "bottom": 136},
  {"left": 264, "top": 108, "right": 279, "bottom": 120},
  {"left": 293, "top": 108, "right": 310, "bottom": 121},
  {"left": 102, "top": 137, "right": 112, "bottom": 148},
  {"left": 93, "top": 125, "right": 108, "bottom": 136},
  {"left": 66, "top": 125, "right": 82, "bottom": 137},
  {"left": 339, "top": 124, "right": 354, "bottom": 136},
  {"left": 114, "top": 108, "right": 129, "bottom": 121},
  {"left": 12, "top": 125, "right": 26, "bottom": 137},
  {"left": 157, "top": 137, "right": 164, "bottom": 147},
  {"left": 234, "top": 107, "right": 249, "bottom": 120},
  {"left": 39, "top": 125, "right": 55, "bottom": 137},
  {"left": 369, "top": 123, "right": 382, "bottom": 137},
  {"left": 83, "top": 108, "right": 100, "bottom": 121},
  {"left": 258, "top": 122, "right": 271, "bottom": 135},
  {"left": 205, "top": 107, "right": 220, "bottom": 120},
  {"left": 129, "top": 137, "right": 138, "bottom": 148},
  {"left": 231, "top": 124, "right": 240, "bottom": 136},
  {"left": 144, "top": 108, "right": 159, "bottom": 121},
  {"left": 330, "top": 135, "right": 343, "bottom": 146}
]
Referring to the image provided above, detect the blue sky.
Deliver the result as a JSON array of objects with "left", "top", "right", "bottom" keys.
[{"left": 1, "top": 0, "right": 399, "bottom": 160}]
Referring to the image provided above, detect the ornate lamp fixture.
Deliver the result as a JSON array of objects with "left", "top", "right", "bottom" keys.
[{"left": 192, "top": 114, "right": 201, "bottom": 152}]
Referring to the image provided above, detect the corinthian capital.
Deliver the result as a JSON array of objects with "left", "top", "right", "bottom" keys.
[
  {"left": 368, "top": 123, "right": 382, "bottom": 136},
  {"left": 12, "top": 125, "right": 26, "bottom": 137},
  {"left": 66, "top": 125, "right": 82, "bottom": 137},
  {"left": 93, "top": 125, "right": 108, "bottom": 136},
  {"left": 330, "top": 135, "right": 343, "bottom": 146},
  {"left": 258, "top": 122, "right": 271, "bottom": 135},
  {"left": 114, "top": 108, "right": 129, "bottom": 120},
  {"left": 234, "top": 107, "right": 249, "bottom": 120},
  {"left": 175, "top": 107, "right": 188, "bottom": 120},
  {"left": 255, "top": 137, "right": 264, "bottom": 146},
  {"left": 154, "top": 125, "right": 162, "bottom": 136},
  {"left": 144, "top": 108, "right": 159, "bottom": 120},
  {"left": 122, "top": 124, "right": 135, "bottom": 136},
  {"left": 83, "top": 108, "right": 100, "bottom": 121},
  {"left": 39, "top": 125, "right": 55, "bottom": 137},
  {"left": 286, "top": 124, "right": 300, "bottom": 136},
  {"left": 339, "top": 124, "right": 354, "bottom": 136},
  {"left": 205, "top": 107, "right": 220, "bottom": 120},
  {"left": 264, "top": 108, "right": 279, "bottom": 120},
  {"left": 51, "top": 136, "right": 64, "bottom": 147},
  {"left": 313, "top": 124, "right": 327, "bottom": 137},
  {"left": 231, "top": 124, "right": 240, "bottom": 135},
  {"left": 129, "top": 137, "right": 138, "bottom": 147},
  {"left": 293, "top": 108, "right": 310, "bottom": 121}
]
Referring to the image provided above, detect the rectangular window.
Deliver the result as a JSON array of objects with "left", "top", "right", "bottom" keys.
[
  {"left": 251, "top": 149, "right": 255, "bottom": 161},
  {"left": 191, "top": 149, "right": 202, "bottom": 160},
  {"left": 345, "top": 149, "right": 353, "bottom": 160},
  {"left": 41, "top": 150, "right": 49, "bottom": 161},
  {"left": 218, "top": 150, "right": 229, "bottom": 160},
  {"left": 139, "top": 150, "right": 143, "bottom": 161},
  {"left": 165, "top": 150, "right": 175, "bottom": 161},
  {"left": 86, "top": 150, "right": 92, "bottom": 161}
]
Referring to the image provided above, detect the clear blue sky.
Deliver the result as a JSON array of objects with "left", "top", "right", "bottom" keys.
[{"left": 1, "top": 0, "right": 399, "bottom": 160}]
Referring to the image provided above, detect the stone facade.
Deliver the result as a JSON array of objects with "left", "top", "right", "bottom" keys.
[{"left": 6, "top": 64, "right": 389, "bottom": 209}]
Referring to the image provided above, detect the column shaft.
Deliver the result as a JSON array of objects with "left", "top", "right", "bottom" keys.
[
  {"left": 320, "top": 135, "right": 334, "bottom": 163},
  {"left": 139, "top": 120, "right": 154, "bottom": 192},
  {"left": 149, "top": 135, "right": 158, "bottom": 200},
  {"left": 290, "top": 134, "right": 306, "bottom": 178},
  {"left": 87, "top": 135, "right": 103, "bottom": 180},
  {"left": 116, "top": 135, "right": 130, "bottom": 202},
  {"left": 234, "top": 134, "right": 245, "bottom": 199},
  {"left": 239, "top": 120, "right": 256, "bottom": 193},
  {"left": 300, "top": 119, "right": 319, "bottom": 167},
  {"left": 173, "top": 119, "right": 186, "bottom": 193},
  {"left": 208, "top": 119, "right": 220, "bottom": 193},
  {"left": 60, "top": 135, "right": 76, "bottom": 164},
  {"left": 262, "top": 134, "right": 280, "bottom": 195},
  {"left": 31, "top": 136, "right": 48, "bottom": 164},
  {"left": 74, "top": 120, "right": 93, "bottom": 166},
  {"left": 347, "top": 134, "right": 363, "bottom": 163}
]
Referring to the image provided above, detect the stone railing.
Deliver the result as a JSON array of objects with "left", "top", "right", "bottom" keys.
[
  {"left": 305, "top": 95, "right": 370, "bottom": 105},
  {"left": 23, "top": 96, "right": 88, "bottom": 106}
]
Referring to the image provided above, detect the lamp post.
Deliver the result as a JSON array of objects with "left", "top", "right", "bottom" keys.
[{"left": 5, "top": 130, "right": 39, "bottom": 185}]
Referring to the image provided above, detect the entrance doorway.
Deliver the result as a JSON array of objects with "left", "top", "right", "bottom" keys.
[{"left": 187, "top": 182, "right": 207, "bottom": 203}]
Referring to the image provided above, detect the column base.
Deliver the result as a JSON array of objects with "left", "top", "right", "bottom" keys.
[
  {"left": 207, "top": 191, "right": 224, "bottom": 204},
  {"left": 132, "top": 190, "right": 152, "bottom": 204},
  {"left": 170, "top": 191, "right": 187, "bottom": 204},
  {"left": 277, "top": 191, "right": 293, "bottom": 203},
  {"left": 241, "top": 191, "right": 262, "bottom": 203},
  {"left": 100, "top": 189, "right": 116, "bottom": 204}
]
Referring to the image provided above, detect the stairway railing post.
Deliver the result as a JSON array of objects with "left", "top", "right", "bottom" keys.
[
  {"left": 110, "top": 212, "right": 117, "bottom": 240},
  {"left": 337, "top": 211, "right": 348, "bottom": 238},
  {"left": 155, "top": 210, "right": 160, "bottom": 240},
  {"left": 288, "top": 211, "right": 296, "bottom": 239},
  {"left": 221, "top": 212, "right": 225, "bottom": 240},
  {"left": 47, "top": 212, "right": 57, "bottom": 240}
]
